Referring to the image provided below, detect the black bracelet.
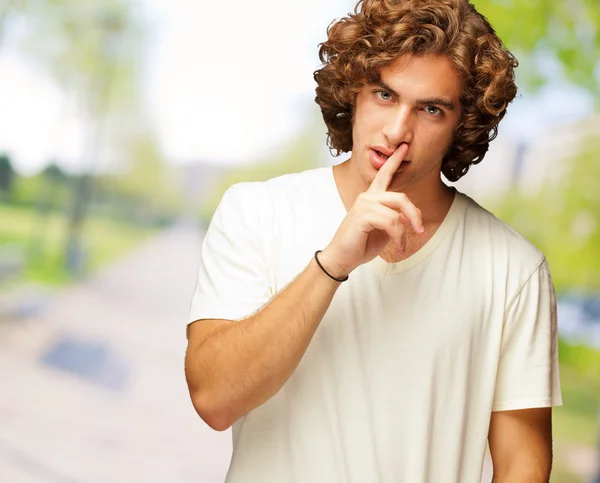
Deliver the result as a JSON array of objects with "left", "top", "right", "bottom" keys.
[{"left": 314, "top": 250, "right": 349, "bottom": 282}]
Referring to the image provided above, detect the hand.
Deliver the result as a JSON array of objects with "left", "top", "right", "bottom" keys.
[{"left": 319, "top": 143, "right": 424, "bottom": 278}]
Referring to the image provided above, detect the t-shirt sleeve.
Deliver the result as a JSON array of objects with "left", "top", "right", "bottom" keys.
[
  {"left": 186, "top": 183, "right": 274, "bottom": 332},
  {"left": 492, "top": 258, "right": 563, "bottom": 411}
]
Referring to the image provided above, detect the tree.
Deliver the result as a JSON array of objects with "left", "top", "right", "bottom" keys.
[
  {"left": 3, "top": 0, "right": 149, "bottom": 274},
  {"left": 0, "top": 152, "right": 16, "bottom": 194},
  {"left": 111, "top": 122, "right": 182, "bottom": 224},
  {"left": 41, "top": 162, "right": 69, "bottom": 184},
  {"left": 473, "top": 0, "right": 600, "bottom": 100}
]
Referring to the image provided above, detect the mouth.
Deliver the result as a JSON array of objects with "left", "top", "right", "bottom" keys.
[
  {"left": 375, "top": 149, "right": 390, "bottom": 160},
  {"left": 370, "top": 147, "right": 411, "bottom": 170},
  {"left": 372, "top": 145, "right": 394, "bottom": 157}
]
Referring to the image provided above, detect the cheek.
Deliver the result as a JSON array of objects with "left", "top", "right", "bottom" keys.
[
  {"left": 419, "top": 124, "right": 455, "bottom": 154},
  {"left": 351, "top": 109, "right": 373, "bottom": 146},
  {"left": 354, "top": 99, "right": 381, "bottom": 130}
]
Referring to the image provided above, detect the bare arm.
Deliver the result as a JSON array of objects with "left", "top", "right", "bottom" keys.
[
  {"left": 185, "top": 254, "right": 342, "bottom": 431},
  {"left": 185, "top": 143, "right": 422, "bottom": 431},
  {"left": 488, "top": 407, "right": 553, "bottom": 482}
]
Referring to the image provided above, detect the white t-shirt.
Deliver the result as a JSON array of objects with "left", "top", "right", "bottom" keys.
[{"left": 187, "top": 166, "right": 562, "bottom": 483}]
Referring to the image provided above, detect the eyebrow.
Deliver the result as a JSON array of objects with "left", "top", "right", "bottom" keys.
[{"left": 374, "top": 81, "right": 457, "bottom": 112}]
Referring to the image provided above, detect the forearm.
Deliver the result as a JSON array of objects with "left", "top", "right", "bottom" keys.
[{"left": 187, "top": 255, "right": 341, "bottom": 430}]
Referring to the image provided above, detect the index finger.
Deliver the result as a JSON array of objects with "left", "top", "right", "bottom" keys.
[{"left": 367, "top": 143, "right": 409, "bottom": 193}]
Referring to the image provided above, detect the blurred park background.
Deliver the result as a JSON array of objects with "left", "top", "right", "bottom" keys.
[{"left": 0, "top": 0, "right": 598, "bottom": 481}]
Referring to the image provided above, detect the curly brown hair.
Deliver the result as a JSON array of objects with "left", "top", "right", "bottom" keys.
[{"left": 314, "top": 0, "right": 518, "bottom": 181}]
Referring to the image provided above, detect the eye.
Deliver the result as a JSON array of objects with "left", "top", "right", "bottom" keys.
[
  {"left": 376, "top": 91, "right": 392, "bottom": 101},
  {"left": 424, "top": 105, "right": 442, "bottom": 116}
]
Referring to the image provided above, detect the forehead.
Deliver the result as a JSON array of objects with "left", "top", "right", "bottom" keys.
[{"left": 379, "top": 54, "right": 462, "bottom": 101}]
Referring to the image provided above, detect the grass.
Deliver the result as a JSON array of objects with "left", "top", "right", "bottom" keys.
[{"left": 0, "top": 203, "right": 157, "bottom": 286}]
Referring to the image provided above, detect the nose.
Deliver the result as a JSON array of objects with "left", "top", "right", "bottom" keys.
[{"left": 382, "top": 105, "right": 414, "bottom": 146}]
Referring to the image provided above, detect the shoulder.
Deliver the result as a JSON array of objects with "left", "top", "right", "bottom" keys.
[
  {"left": 258, "top": 167, "right": 335, "bottom": 221},
  {"left": 215, "top": 167, "right": 332, "bottom": 233},
  {"left": 221, "top": 179, "right": 267, "bottom": 205},
  {"left": 210, "top": 181, "right": 271, "bottom": 240},
  {"left": 458, "top": 191, "right": 546, "bottom": 279}
]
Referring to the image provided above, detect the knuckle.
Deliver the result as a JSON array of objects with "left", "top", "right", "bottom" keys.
[
  {"left": 388, "top": 219, "right": 401, "bottom": 231},
  {"left": 356, "top": 192, "right": 370, "bottom": 205},
  {"left": 356, "top": 211, "right": 371, "bottom": 226}
]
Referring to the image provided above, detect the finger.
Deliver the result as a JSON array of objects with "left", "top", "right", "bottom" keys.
[
  {"left": 373, "top": 191, "right": 424, "bottom": 233},
  {"left": 363, "top": 204, "right": 406, "bottom": 250},
  {"left": 367, "top": 143, "right": 409, "bottom": 193}
]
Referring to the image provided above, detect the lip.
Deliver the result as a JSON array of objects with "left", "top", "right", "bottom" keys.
[
  {"left": 372, "top": 145, "right": 395, "bottom": 157},
  {"left": 369, "top": 148, "right": 411, "bottom": 170}
]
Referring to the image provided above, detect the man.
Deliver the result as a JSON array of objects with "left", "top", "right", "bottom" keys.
[{"left": 184, "top": 0, "right": 562, "bottom": 481}]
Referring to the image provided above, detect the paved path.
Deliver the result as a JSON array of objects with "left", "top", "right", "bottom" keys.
[{"left": 0, "top": 224, "right": 231, "bottom": 483}]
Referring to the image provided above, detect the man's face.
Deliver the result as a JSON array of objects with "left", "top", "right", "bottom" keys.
[{"left": 350, "top": 54, "right": 463, "bottom": 193}]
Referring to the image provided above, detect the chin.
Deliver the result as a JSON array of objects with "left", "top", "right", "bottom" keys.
[
  {"left": 359, "top": 167, "right": 377, "bottom": 187},
  {"left": 387, "top": 175, "right": 411, "bottom": 193}
]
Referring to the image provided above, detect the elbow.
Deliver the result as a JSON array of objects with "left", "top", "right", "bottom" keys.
[
  {"left": 203, "top": 413, "right": 234, "bottom": 433},
  {"left": 190, "top": 390, "right": 235, "bottom": 432}
]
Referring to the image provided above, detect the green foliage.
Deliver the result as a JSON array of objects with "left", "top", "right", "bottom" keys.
[
  {"left": 559, "top": 339, "right": 600, "bottom": 379},
  {"left": 10, "top": 0, "right": 146, "bottom": 116},
  {"left": 9, "top": 170, "right": 70, "bottom": 210},
  {"left": 492, "top": 134, "right": 600, "bottom": 293},
  {"left": 11, "top": 173, "right": 48, "bottom": 205},
  {"left": 112, "top": 128, "right": 183, "bottom": 215},
  {"left": 0, "top": 153, "right": 16, "bottom": 194},
  {"left": 473, "top": 0, "right": 600, "bottom": 100},
  {"left": 6, "top": 158, "right": 179, "bottom": 229},
  {"left": 41, "top": 162, "right": 70, "bottom": 184},
  {"left": 553, "top": 362, "right": 600, "bottom": 446},
  {"left": 1, "top": 0, "right": 164, "bottom": 225},
  {"left": 0, "top": 203, "right": 155, "bottom": 286}
]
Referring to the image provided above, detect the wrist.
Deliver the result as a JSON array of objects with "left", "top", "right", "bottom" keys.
[{"left": 316, "top": 249, "right": 351, "bottom": 281}]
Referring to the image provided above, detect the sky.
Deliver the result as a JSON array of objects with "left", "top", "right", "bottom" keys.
[{"left": 0, "top": 0, "right": 594, "bottom": 174}]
